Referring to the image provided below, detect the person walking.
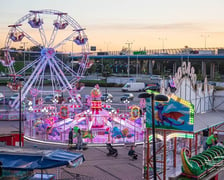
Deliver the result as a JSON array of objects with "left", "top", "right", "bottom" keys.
[
  {"left": 68, "top": 128, "right": 73, "bottom": 149},
  {"left": 205, "top": 131, "right": 219, "bottom": 150},
  {"left": 77, "top": 129, "right": 83, "bottom": 151},
  {"left": 202, "top": 128, "right": 209, "bottom": 150}
]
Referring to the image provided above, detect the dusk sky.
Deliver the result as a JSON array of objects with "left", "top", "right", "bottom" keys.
[{"left": 1, "top": 0, "right": 224, "bottom": 51}]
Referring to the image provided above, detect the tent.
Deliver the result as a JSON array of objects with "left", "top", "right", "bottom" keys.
[{"left": 0, "top": 147, "right": 85, "bottom": 171}]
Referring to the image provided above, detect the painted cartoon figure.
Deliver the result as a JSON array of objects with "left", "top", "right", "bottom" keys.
[{"left": 155, "top": 103, "right": 184, "bottom": 126}]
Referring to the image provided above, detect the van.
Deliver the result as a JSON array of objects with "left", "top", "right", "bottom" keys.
[{"left": 122, "top": 82, "right": 145, "bottom": 92}]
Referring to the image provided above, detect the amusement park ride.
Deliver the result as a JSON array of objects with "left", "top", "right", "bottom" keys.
[
  {"left": 0, "top": 9, "right": 144, "bottom": 145},
  {"left": 2, "top": 9, "right": 224, "bottom": 180}
]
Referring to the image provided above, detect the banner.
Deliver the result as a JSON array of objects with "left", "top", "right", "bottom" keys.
[{"left": 146, "top": 94, "right": 194, "bottom": 132}]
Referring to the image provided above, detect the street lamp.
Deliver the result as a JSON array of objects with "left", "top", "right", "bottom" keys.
[
  {"left": 125, "top": 41, "right": 133, "bottom": 77},
  {"left": 68, "top": 40, "right": 74, "bottom": 71},
  {"left": 103, "top": 71, "right": 110, "bottom": 94},
  {"left": 104, "top": 41, "right": 111, "bottom": 52},
  {"left": 158, "top": 38, "right": 167, "bottom": 53},
  {"left": 201, "top": 34, "right": 210, "bottom": 48},
  {"left": 19, "top": 87, "right": 22, "bottom": 147},
  {"left": 138, "top": 93, "right": 168, "bottom": 180},
  {"left": 21, "top": 42, "right": 28, "bottom": 76}
]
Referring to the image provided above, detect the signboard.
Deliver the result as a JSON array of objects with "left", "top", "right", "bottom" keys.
[
  {"left": 90, "top": 46, "right": 96, "bottom": 51},
  {"left": 59, "top": 106, "right": 69, "bottom": 119},
  {"left": 130, "top": 105, "right": 140, "bottom": 120},
  {"left": 146, "top": 94, "right": 194, "bottom": 132},
  {"left": 133, "top": 51, "right": 146, "bottom": 55}
]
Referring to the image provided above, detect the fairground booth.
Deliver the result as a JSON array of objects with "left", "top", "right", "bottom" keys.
[{"left": 142, "top": 61, "right": 224, "bottom": 180}]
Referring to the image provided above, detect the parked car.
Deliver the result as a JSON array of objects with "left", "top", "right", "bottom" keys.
[
  {"left": 144, "top": 83, "right": 160, "bottom": 92},
  {"left": 120, "top": 93, "right": 134, "bottom": 102},
  {"left": 101, "top": 93, "right": 113, "bottom": 102}
]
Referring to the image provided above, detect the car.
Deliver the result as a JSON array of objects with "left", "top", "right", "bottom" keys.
[
  {"left": 101, "top": 93, "right": 113, "bottom": 102},
  {"left": 9, "top": 93, "right": 19, "bottom": 101},
  {"left": 16, "top": 77, "right": 25, "bottom": 81},
  {"left": 0, "top": 93, "right": 4, "bottom": 104},
  {"left": 44, "top": 95, "right": 54, "bottom": 102},
  {"left": 0, "top": 97, "right": 10, "bottom": 105},
  {"left": 120, "top": 93, "right": 134, "bottom": 102},
  {"left": 0, "top": 72, "right": 6, "bottom": 77},
  {"left": 102, "top": 106, "right": 116, "bottom": 113},
  {"left": 0, "top": 93, "right": 4, "bottom": 99},
  {"left": 144, "top": 83, "right": 160, "bottom": 92},
  {"left": 7, "top": 93, "right": 19, "bottom": 105},
  {"left": 44, "top": 94, "right": 63, "bottom": 103},
  {"left": 149, "top": 75, "right": 162, "bottom": 80}
]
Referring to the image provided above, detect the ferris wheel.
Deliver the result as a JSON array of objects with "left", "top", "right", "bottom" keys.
[{"left": 1, "top": 9, "right": 91, "bottom": 108}]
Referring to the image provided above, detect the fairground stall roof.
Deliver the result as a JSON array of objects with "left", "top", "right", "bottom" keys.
[
  {"left": 194, "top": 111, "right": 224, "bottom": 133},
  {"left": 0, "top": 147, "right": 85, "bottom": 170}
]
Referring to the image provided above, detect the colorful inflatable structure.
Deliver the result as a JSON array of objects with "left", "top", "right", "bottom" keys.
[{"left": 181, "top": 146, "right": 224, "bottom": 179}]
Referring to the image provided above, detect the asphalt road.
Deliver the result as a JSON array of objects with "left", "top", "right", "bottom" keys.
[{"left": 0, "top": 86, "right": 144, "bottom": 112}]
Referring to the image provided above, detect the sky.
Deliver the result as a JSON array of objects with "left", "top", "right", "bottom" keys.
[{"left": 1, "top": 0, "right": 224, "bottom": 51}]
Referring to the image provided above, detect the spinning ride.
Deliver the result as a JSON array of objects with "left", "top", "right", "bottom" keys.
[
  {"left": 31, "top": 85, "right": 144, "bottom": 144},
  {"left": 1, "top": 9, "right": 90, "bottom": 109}
]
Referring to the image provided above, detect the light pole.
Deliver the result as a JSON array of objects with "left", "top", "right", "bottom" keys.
[
  {"left": 69, "top": 40, "right": 74, "bottom": 72},
  {"left": 136, "top": 55, "right": 139, "bottom": 77},
  {"left": 201, "top": 34, "right": 209, "bottom": 48},
  {"left": 125, "top": 41, "right": 133, "bottom": 77},
  {"left": 19, "top": 87, "right": 22, "bottom": 147},
  {"left": 138, "top": 93, "right": 168, "bottom": 180},
  {"left": 104, "top": 41, "right": 111, "bottom": 52},
  {"left": 21, "top": 42, "right": 28, "bottom": 75},
  {"left": 104, "top": 71, "right": 109, "bottom": 94},
  {"left": 158, "top": 38, "right": 166, "bottom": 53}
]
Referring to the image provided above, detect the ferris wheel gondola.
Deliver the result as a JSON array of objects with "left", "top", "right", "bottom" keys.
[
  {"left": 53, "top": 12, "right": 68, "bottom": 30},
  {"left": 73, "top": 28, "right": 88, "bottom": 45},
  {"left": 8, "top": 24, "right": 25, "bottom": 42},
  {"left": 28, "top": 10, "right": 44, "bottom": 28},
  {"left": 3, "top": 9, "right": 90, "bottom": 109}
]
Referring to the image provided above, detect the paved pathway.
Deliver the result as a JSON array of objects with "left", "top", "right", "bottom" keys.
[{"left": 24, "top": 140, "right": 143, "bottom": 180}]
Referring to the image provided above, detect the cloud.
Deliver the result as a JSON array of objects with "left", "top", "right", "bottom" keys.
[
  {"left": 142, "top": 22, "right": 204, "bottom": 31},
  {"left": 88, "top": 22, "right": 205, "bottom": 32}
]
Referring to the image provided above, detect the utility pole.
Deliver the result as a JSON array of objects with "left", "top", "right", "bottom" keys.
[{"left": 125, "top": 41, "right": 133, "bottom": 77}]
